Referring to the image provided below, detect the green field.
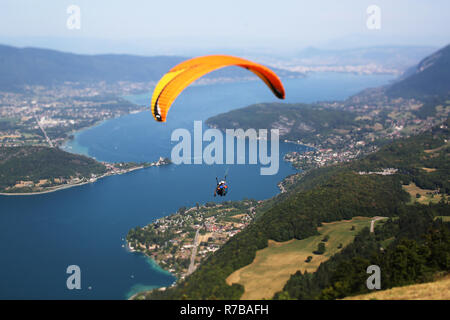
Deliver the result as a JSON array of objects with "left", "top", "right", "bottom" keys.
[
  {"left": 226, "top": 217, "right": 374, "bottom": 300},
  {"left": 403, "top": 182, "right": 445, "bottom": 204}
]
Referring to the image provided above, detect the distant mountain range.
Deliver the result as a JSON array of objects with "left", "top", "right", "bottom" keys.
[
  {"left": 290, "top": 46, "right": 437, "bottom": 69},
  {"left": 0, "top": 44, "right": 299, "bottom": 92},
  {"left": 387, "top": 44, "right": 450, "bottom": 98},
  {"left": 0, "top": 44, "right": 186, "bottom": 91},
  {"left": 2, "top": 43, "right": 445, "bottom": 95}
]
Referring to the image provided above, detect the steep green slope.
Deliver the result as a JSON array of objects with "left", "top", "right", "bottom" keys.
[
  {"left": 276, "top": 204, "right": 450, "bottom": 300},
  {"left": 146, "top": 173, "right": 407, "bottom": 300},
  {"left": 387, "top": 44, "right": 450, "bottom": 98},
  {"left": 144, "top": 169, "right": 409, "bottom": 299}
]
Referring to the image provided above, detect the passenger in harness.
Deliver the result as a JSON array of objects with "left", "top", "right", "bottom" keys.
[{"left": 214, "top": 176, "right": 228, "bottom": 197}]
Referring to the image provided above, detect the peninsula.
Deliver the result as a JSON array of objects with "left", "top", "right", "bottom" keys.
[{"left": 0, "top": 146, "right": 170, "bottom": 195}]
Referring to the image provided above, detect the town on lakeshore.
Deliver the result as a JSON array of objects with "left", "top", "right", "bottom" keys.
[
  {"left": 127, "top": 200, "right": 259, "bottom": 281},
  {"left": 0, "top": 83, "right": 148, "bottom": 147}
]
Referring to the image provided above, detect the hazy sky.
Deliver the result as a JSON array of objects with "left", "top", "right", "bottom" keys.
[{"left": 1, "top": 0, "right": 449, "bottom": 55}]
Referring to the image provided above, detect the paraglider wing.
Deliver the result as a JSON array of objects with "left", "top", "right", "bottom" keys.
[{"left": 151, "top": 55, "right": 285, "bottom": 122}]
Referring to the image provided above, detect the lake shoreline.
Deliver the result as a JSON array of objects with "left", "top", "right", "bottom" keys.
[
  {"left": 1, "top": 107, "right": 170, "bottom": 197},
  {"left": 0, "top": 162, "right": 170, "bottom": 196},
  {"left": 125, "top": 242, "right": 177, "bottom": 300},
  {"left": 59, "top": 109, "right": 145, "bottom": 157}
]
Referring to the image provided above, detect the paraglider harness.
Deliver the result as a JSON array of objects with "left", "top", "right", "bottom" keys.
[{"left": 214, "top": 176, "right": 228, "bottom": 197}]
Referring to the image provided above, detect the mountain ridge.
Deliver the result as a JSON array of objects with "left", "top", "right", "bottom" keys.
[
  {"left": 0, "top": 44, "right": 300, "bottom": 92},
  {"left": 387, "top": 44, "right": 450, "bottom": 98}
]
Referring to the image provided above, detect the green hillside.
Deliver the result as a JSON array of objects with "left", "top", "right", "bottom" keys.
[
  {"left": 0, "top": 146, "right": 106, "bottom": 192},
  {"left": 206, "top": 103, "right": 358, "bottom": 145},
  {"left": 387, "top": 44, "right": 450, "bottom": 98},
  {"left": 276, "top": 204, "right": 449, "bottom": 300},
  {"left": 226, "top": 217, "right": 374, "bottom": 300}
]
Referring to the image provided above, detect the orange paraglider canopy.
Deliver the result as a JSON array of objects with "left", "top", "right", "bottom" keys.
[{"left": 151, "top": 55, "right": 285, "bottom": 122}]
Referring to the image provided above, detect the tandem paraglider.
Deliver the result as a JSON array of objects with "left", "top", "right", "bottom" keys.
[
  {"left": 214, "top": 176, "right": 228, "bottom": 197},
  {"left": 150, "top": 55, "right": 286, "bottom": 122}
]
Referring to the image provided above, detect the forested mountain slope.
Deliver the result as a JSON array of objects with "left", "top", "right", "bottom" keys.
[{"left": 142, "top": 120, "right": 448, "bottom": 300}]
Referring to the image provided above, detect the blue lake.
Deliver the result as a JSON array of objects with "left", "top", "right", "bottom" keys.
[{"left": 0, "top": 73, "right": 395, "bottom": 299}]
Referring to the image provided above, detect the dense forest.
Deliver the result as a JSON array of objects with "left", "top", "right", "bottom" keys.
[
  {"left": 144, "top": 119, "right": 449, "bottom": 300},
  {"left": 0, "top": 146, "right": 106, "bottom": 191}
]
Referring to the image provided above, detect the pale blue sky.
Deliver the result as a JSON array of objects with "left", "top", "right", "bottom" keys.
[{"left": 1, "top": 0, "right": 449, "bottom": 55}]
